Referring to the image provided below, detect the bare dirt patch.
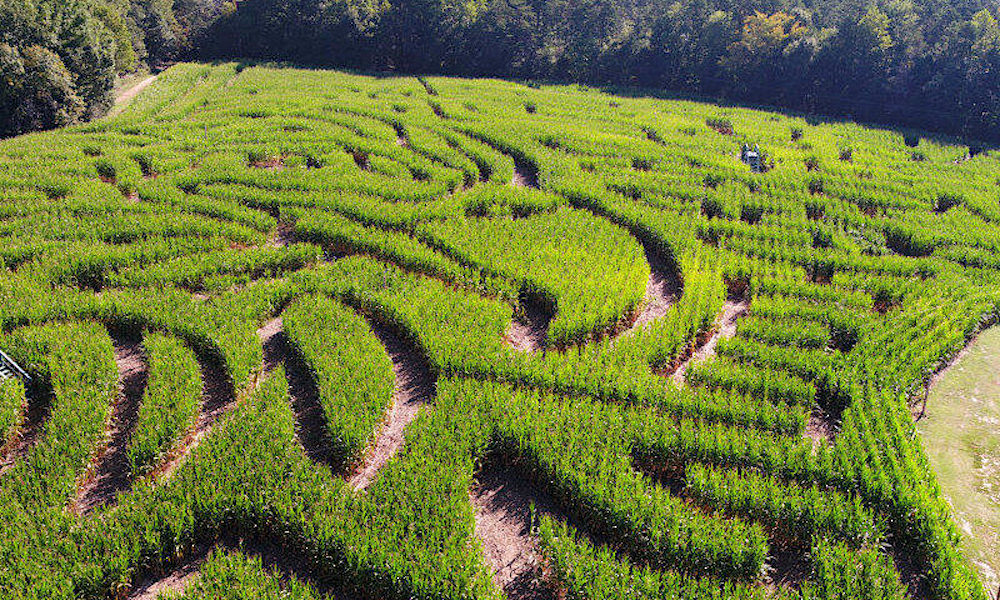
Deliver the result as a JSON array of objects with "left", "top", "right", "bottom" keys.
[
  {"left": 511, "top": 159, "right": 539, "bottom": 189},
  {"left": 250, "top": 156, "right": 286, "bottom": 171},
  {"left": 471, "top": 463, "right": 560, "bottom": 600},
  {"left": 804, "top": 410, "right": 837, "bottom": 447},
  {"left": 71, "top": 331, "right": 150, "bottom": 514},
  {"left": 505, "top": 297, "right": 553, "bottom": 353},
  {"left": 670, "top": 299, "right": 749, "bottom": 387},
  {"left": 348, "top": 322, "right": 435, "bottom": 490},
  {"left": 764, "top": 543, "right": 813, "bottom": 592},
  {"left": 269, "top": 221, "right": 297, "bottom": 248}
]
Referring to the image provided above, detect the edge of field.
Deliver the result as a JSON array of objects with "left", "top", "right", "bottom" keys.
[{"left": 920, "top": 326, "right": 1000, "bottom": 592}]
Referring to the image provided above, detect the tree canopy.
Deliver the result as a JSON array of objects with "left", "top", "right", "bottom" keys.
[{"left": 3, "top": 0, "right": 1000, "bottom": 141}]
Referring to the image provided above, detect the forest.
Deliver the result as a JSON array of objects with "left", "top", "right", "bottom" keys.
[{"left": 3, "top": 0, "right": 1000, "bottom": 141}]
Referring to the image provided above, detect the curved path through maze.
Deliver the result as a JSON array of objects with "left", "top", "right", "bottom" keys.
[
  {"left": 73, "top": 331, "right": 150, "bottom": 514},
  {"left": 471, "top": 464, "right": 562, "bottom": 600},
  {"left": 4, "top": 66, "right": 997, "bottom": 598},
  {"left": 506, "top": 246, "right": 683, "bottom": 353},
  {"left": 670, "top": 298, "right": 749, "bottom": 387},
  {"left": 128, "top": 534, "right": 359, "bottom": 600},
  {"left": 259, "top": 316, "right": 342, "bottom": 469},
  {"left": 348, "top": 321, "right": 436, "bottom": 490},
  {"left": 154, "top": 340, "right": 239, "bottom": 482}
]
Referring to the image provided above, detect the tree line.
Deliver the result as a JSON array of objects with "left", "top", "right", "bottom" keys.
[
  {"left": 4, "top": 0, "right": 1000, "bottom": 143},
  {"left": 0, "top": 0, "right": 228, "bottom": 136}
]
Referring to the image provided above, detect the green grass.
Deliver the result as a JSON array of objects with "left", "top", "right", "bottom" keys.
[{"left": 919, "top": 326, "right": 1000, "bottom": 592}]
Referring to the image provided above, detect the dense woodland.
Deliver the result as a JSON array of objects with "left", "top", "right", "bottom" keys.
[{"left": 3, "top": 0, "right": 1000, "bottom": 141}]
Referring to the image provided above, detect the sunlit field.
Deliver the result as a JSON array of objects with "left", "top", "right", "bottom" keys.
[{"left": 1, "top": 63, "right": 999, "bottom": 600}]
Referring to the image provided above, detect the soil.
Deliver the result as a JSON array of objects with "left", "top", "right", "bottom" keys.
[
  {"left": 128, "top": 536, "right": 358, "bottom": 600},
  {"left": 505, "top": 298, "right": 552, "bottom": 353},
  {"left": 504, "top": 248, "right": 681, "bottom": 353},
  {"left": 72, "top": 332, "right": 150, "bottom": 514},
  {"left": 670, "top": 300, "right": 749, "bottom": 387},
  {"left": 0, "top": 389, "right": 51, "bottom": 476},
  {"left": 129, "top": 555, "right": 205, "bottom": 600},
  {"left": 511, "top": 160, "right": 539, "bottom": 189},
  {"left": 348, "top": 322, "right": 435, "bottom": 490},
  {"left": 804, "top": 410, "right": 837, "bottom": 447},
  {"left": 114, "top": 75, "right": 158, "bottom": 110},
  {"left": 616, "top": 250, "right": 681, "bottom": 339},
  {"left": 470, "top": 464, "right": 561, "bottom": 600},
  {"left": 269, "top": 221, "right": 297, "bottom": 248},
  {"left": 250, "top": 156, "right": 286, "bottom": 171},
  {"left": 151, "top": 330, "right": 249, "bottom": 481},
  {"left": 764, "top": 542, "right": 813, "bottom": 592}
]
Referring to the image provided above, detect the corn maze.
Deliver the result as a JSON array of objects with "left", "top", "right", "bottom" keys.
[{"left": 1, "top": 63, "right": 999, "bottom": 600}]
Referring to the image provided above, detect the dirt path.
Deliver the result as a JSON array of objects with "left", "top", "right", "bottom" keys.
[
  {"left": 348, "top": 323, "right": 435, "bottom": 490},
  {"left": 128, "top": 538, "right": 358, "bottom": 600},
  {"left": 0, "top": 388, "right": 50, "bottom": 476},
  {"left": 152, "top": 334, "right": 247, "bottom": 481},
  {"left": 917, "top": 326, "right": 1000, "bottom": 591},
  {"left": 504, "top": 244, "right": 680, "bottom": 354},
  {"left": 505, "top": 297, "right": 552, "bottom": 353},
  {"left": 670, "top": 300, "right": 749, "bottom": 387},
  {"left": 268, "top": 221, "right": 297, "bottom": 248},
  {"left": 72, "top": 332, "right": 150, "bottom": 514},
  {"left": 130, "top": 555, "right": 205, "bottom": 600},
  {"left": 260, "top": 317, "right": 339, "bottom": 469},
  {"left": 471, "top": 464, "right": 560, "bottom": 600},
  {"left": 804, "top": 410, "right": 837, "bottom": 446},
  {"left": 511, "top": 159, "right": 539, "bottom": 189},
  {"left": 615, "top": 250, "right": 681, "bottom": 340},
  {"left": 112, "top": 75, "right": 158, "bottom": 113}
]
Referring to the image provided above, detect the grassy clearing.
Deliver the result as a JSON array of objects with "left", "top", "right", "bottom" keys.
[{"left": 920, "top": 327, "right": 1000, "bottom": 592}]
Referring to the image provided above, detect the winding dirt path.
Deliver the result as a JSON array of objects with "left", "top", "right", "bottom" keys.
[
  {"left": 128, "top": 537, "right": 358, "bottom": 600},
  {"left": 504, "top": 248, "right": 680, "bottom": 354},
  {"left": 130, "top": 555, "right": 205, "bottom": 600},
  {"left": 506, "top": 297, "right": 552, "bottom": 353},
  {"left": 670, "top": 299, "right": 749, "bottom": 387},
  {"left": 0, "top": 388, "right": 49, "bottom": 476},
  {"left": 616, "top": 251, "right": 681, "bottom": 340},
  {"left": 471, "top": 464, "right": 560, "bottom": 600},
  {"left": 111, "top": 74, "right": 159, "bottom": 116},
  {"left": 269, "top": 221, "right": 297, "bottom": 248},
  {"left": 348, "top": 323, "right": 435, "bottom": 491},
  {"left": 72, "top": 332, "right": 149, "bottom": 514},
  {"left": 511, "top": 159, "right": 539, "bottom": 189},
  {"left": 152, "top": 335, "right": 248, "bottom": 481}
]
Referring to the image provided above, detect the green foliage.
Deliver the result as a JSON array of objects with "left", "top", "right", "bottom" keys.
[
  {"left": 283, "top": 294, "right": 395, "bottom": 469},
  {"left": 0, "top": 64, "right": 997, "bottom": 600},
  {"left": 126, "top": 332, "right": 202, "bottom": 476}
]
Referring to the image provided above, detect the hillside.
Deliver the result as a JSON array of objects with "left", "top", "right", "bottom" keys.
[{"left": 1, "top": 63, "right": 999, "bottom": 599}]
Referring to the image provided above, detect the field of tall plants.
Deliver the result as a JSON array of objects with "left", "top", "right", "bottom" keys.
[{"left": 0, "top": 62, "right": 998, "bottom": 599}]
